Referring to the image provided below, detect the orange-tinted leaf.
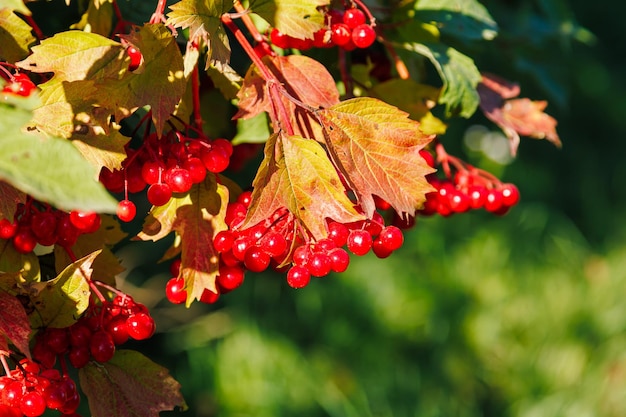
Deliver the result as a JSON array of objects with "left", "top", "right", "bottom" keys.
[
  {"left": 137, "top": 176, "right": 227, "bottom": 304},
  {"left": 234, "top": 55, "right": 339, "bottom": 139},
  {"left": 79, "top": 349, "right": 187, "bottom": 417},
  {"left": 242, "top": 132, "right": 364, "bottom": 240},
  {"left": 0, "top": 289, "right": 31, "bottom": 358},
  {"left": 92, "top": 23, "right": 186, "bottom": 135},
  {"left": 0, "top": 181, "right": 26, "bottom": 221},
  {"left": 478, "top": 73, "right": 561, "bottom": 155},
  {"left": 317, "top": 97, "right": 436, "bottom": 218}
]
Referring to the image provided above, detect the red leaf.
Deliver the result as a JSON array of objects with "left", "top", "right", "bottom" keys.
[
  {"left": 478, "top": 73, "right": 561, "bottom": 155},
  {"left": 234, "top": 54, "right": 339, "bottom": 139},
  {"left": 79, "top": 349, "right": 187, "bottom": 417},
  {"left": 0, "top": 289, "right": 31, "bottom": 358}
]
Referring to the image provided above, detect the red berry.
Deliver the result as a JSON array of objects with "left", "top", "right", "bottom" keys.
[
  {"left": 116, "top": 200, "right": 136, "bottom": 222},
  {"left": 216, "top": 265, "right": 245, "bottom": 291},
  {"left": 236, "top": 190, "right": 253, "bottom": 207},
  {"left": 244, "top": 246, "right": 271, "bottom": 272},
  {"left": 147, "top": 182, "right": 173, "bottom": 206},
  {"left": 501, "top": 183, "right": 520, "bottom": 207},
  {"left": 419, "top": 149, "right": 436, "bottom": 168},
  {"left": 20, "top": 391, "right": 46, "bottom": 417},
  {"left": 105, "top": 314, "right": 130, "bottom": 345},
  {"left": 447, "top": 189, "right": 470, "bottom": 213},
  {"left": 331, "top": 23, "right": 351, "bottom": 46},
  {"left": 343, "top": 8, "right": 366, "bottom": 28},
  {"left": 90, "top": 330, "right": 115, "bottom": 362},
  {"left": 127, "top": 45, "right": 142, "bottom": 71},
  {"left": 3, "top": 73, "right": 36, "bottom": 97},
  {"left": 351, "top": 24, "right": 376, "bottom": 48},
  {"left": 200, "top": 288, "right": 220, "bottom": 304},
  {"left": 69, "top": 210, "right": 99, "bottom": 231},
  {"left": 484, "top": 189, "right": 503, "bottom": 213},
  {"left": 201, "top": 147, "right": 230, "bottom": 173},
  {"left": 213, "top": 230, "right": 235, "bottom": 252},
  {"left": 165, "top": 277, "right": 187, "bottom": 304},
  {"left": 165, "top": 167, "right": 192, "bottom": 193},
  {"left": 169, "top": 258, "right": 182, "bottom": 276},
  {"left": 286, "top": 265, "right": 310, "bottom": 288},
  {"left": 259, "top": 232, "right": 287, "bottom": 258},
  {"left": 141, "top": 160, "right": 163, "bottom": 184},
  {"left": 347, "top": 229, "right": 373, "bottom": 256},
  {"left": 307, "top": 252, "right": 332, "bottom": 277},
  {"left": 68, "top": 345, "right": 90, "bottom": 368},
  {"left": 126, "top": 312, "right": 155, "bottom": 340},
  {"left": 270, "top": 28, "right": 290, "bottom": 49},
  {"left": 183, "top": 157, "right": 207, "bottom": 184},
  {"left": 329, "top": 248, "right": 350, "bottom": 272},
  {"left": 2, "top": 379, "right": 24, "bottom": 407},
  {"left": 212, "top": 138, "right": 234, "bottom": 158},
  {"left": 43, "top": 383, "right": 67, "bottom": 410},
  {"left": 467, "top": 185, "right": 487, "bottom": 209},
  {"left": 0, "top": 218, "right": 18, "bottom": 239},
  {"left": 378, "top": 226, "right": 404, "bottom": 251},
  {"left": 327, "top": 221, "right": 349, "bottom": 247},
  {"left": 372, "top": 238, "right": 393, "bottom": 258},
  {"left": 12, "top": 228, "right": 37, "bottom": 253}
]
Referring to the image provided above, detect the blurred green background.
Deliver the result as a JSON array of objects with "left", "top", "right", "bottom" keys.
[{"left": 108, "top": 0, "right": 626, "bottom": 416}]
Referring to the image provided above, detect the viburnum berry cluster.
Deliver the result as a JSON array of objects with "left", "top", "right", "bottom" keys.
[
  {"left": 269, "top": 4, "right": 376, "bottom": 51},
  {"left": 99, "top": 130, "right": 233, "bottom": 223},
  {"left": 418, "top": 144, "right": 521, "bottom": 217},
  {"left": 0, "top": 0, "right": 562, "bottom": 415},
  {"left": 0, "top": 358, "right": 80, "bottom": 416},
  {"left": 0, "top": 199, "right": 101, "bottom": 254}
]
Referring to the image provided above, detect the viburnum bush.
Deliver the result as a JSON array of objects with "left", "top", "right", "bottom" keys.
[{"left": 0, "top": 0, "right": 561, "bottom": 416}]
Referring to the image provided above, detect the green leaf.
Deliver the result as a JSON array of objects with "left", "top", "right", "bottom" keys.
[
  {"left": 249, "top": 0, "right": 328, "bottom": 39},
  {"left": 0, "top": 289, "right": 32, "bottom": 358},
  {"left": 232, "top": 112, "right": 270, "bottom": 145},
  {"left": 71, "top": 127, "right": 131, "bottom": 172},
  {"left": 166, "top": 0, "right": 232, "bottom": 70},
  {"left": 80, "top": 350, "right": 187, "bottom": 417},
  {"left": 369, "top": 78, "right": 446, "bottom": 135},
  {"left": 317, "top": 97, "right": 436, "bottom": 218},
  {"left": 92, "top": 23, "right": 186, "bottom": 135},
  {"left": 0, "top": 8, "right": 37, "bottom": 63},
  {"left": 17, "top": 30, "right": 124, "bottom": 82},
  {"left": 401, "top": 42, "right": 481, "bottom": 118},
  {"left": 27, "top": 250, "right": 98, "bottom": 329},
  {"left": 0, "top": 240, "right": 40, "bottom": 283},
  {"left": 414, "top": 0, "right": 498, "bottom": 41},
  {"left": 0, "top": 0, "right": 31, "bottom": 15},
  {"left": 0, "top": 101, "right": 118, "bottom": 213},
  {"left": 242, "top": 133, "right": 364, "bottom": 240},
  {"left": 70, "top": 0, "right": 115, "bottom": 37}
]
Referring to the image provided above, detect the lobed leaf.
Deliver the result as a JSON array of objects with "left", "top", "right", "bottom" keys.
[
  {"left": 414, "top": 0, "right": 498, "bottom": 41},
  {"left": 0, "top": 240, "right": 40, "bottom": 283},
  {"left": 166, "top": 0, "right": 232, "bottom": 70},
  {"left": 317, "top": 97, "right": 436, "bottom": 219},
  {"left": 93, "top": 23, "right": 186, "bottom": 135},
  {"left": 79, "top": 350, "right": 187, "bottom": 417},
  {"left": 242, "top": 133, "right": 364, "bottom": 240},
  {"left": 250, "top": 0, "right": 328, "bottom": 40},
  {"left": 17, "top": 30, "right": 124, "bottom": 82},
  {"left": 70, "top": 0, "right": 115, "bottom": 37},
  {"left": 400, "top": 42, "right": 481, "bottom": 118},
  {"left": 137, "top": 176, "right": 227, "bottom": 303},
  {"left": 478, "top": 73, "right": 561, "bottom": 155},
  {"left": 72, "top": 127, "right": 131, "bottom": 172},
  {"left": 0, "top": 289, "right": 31, "bottom": 358},
  {"left": 27, "top": 251, "right": 98, "bottom": 329},
  {"left": 0, "top": 101, "right": 119, "bottom": 213},
  {"left": 0, "top": 8, "right": 37, "bottom": 63}
]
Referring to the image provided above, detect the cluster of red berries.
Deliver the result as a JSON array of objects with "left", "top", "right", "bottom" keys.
[
  {"left": 194, "top": 190, "right": 406, "bottom": 292},
  {"left": 98, "top": 131, "right": 233, "bottom": 223},
  {"left": 33, "top": 294, "right": 155, "bottom": 370},
  {"left": 416, "top": 148, "right": 521, "bottom": 217},
  {"left": 269, "top": 7, "right": 376, "bottom": 51},
  {"left": 0, "top": 201, "right": 101, "bottom": 254},
  {"left": 1, "top": 73, "right": 36, "bottom": 97},
  {"left": 0, "top": 359, "right": 80, "bottom": 417}
]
